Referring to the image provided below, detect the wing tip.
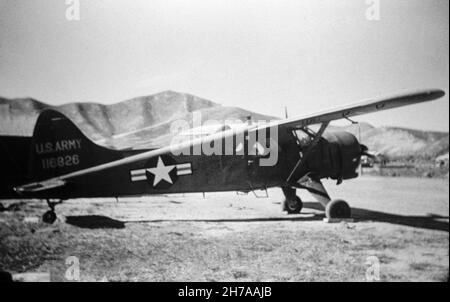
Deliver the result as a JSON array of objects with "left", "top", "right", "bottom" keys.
[
  {"left": 429, "top": 89, "right": 446, "bottom": 99},
  {"left": 400, "top": 88, "right": 445, "bottom": 103}
]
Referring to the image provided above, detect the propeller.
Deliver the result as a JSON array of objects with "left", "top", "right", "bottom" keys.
[{"left": 360, "top": 144, "right": 376, "bottom": 158}]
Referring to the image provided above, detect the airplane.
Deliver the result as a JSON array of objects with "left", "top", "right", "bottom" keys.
[{"left": 0, "top": 89, "right": 445, "bottom": 224}]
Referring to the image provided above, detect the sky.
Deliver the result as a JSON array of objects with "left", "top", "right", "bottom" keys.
[{"left": 0, "top": 0, "right": 448, "bottom": 131}]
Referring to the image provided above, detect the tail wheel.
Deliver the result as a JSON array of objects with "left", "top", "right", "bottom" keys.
[
  {"left": 325, "top": 199, "right": 351, "bottom": 219},
  {"left": 42, "top": 210, "right": 57, "bottom": 224},
  {"left": 283, "top": 196, "right": 303, "bottom": 214}
]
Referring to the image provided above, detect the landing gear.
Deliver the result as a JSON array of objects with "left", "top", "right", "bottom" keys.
[
  {"left": 296, "top": 176, "right": 352, "bottom": 219},
  {"left": 42, "top": 210, "right": 57, "bottom": 224},
  {"left": 283, "top": 196, "right": 303, "bottom": 214},
  {"left": 42, "top": 199, "right": 61, "bottom": 224},
  {"left": 325, "top": 199, "right": 351, "bottom": 219},
  {"left": 281, "top": 187, "right": 303, "bottom": 214}
]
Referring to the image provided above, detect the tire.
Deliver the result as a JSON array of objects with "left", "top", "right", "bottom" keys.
[
  {"left": 283, "top": 196, "right": 303, "bottom": 214},
  {"left": 325, "top": 199, "right": 351, "bottom": 219},
  {"left": 42, "top": 210, "right": 57, "bottom": 224}
]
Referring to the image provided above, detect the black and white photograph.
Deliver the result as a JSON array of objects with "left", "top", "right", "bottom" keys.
[{"left": 0, "top": 0, "right": 448, "bottom": 286}]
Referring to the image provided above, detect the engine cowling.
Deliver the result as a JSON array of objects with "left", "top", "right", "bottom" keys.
[{"left": 306, "top": 131, "right": 362, "bottom": 181}]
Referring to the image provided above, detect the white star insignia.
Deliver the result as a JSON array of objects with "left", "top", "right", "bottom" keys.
[{"left": 146, "top": 157, "right": 175, "bottom": 186}]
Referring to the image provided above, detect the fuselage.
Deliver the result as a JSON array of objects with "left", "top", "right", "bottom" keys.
[{"left": 0, "top": 129, "right": 362, "bottom": 200}]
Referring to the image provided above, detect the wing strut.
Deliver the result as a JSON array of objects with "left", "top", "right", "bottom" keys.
[{"left": 286, "top": 122, "right": 329, "bottom": 184}]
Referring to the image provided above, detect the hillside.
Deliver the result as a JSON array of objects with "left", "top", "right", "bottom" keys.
[
  {"left": 0, "top": 91, "right": 275, "bottom": 149},
  {"left": 0, "top": 91, "right": 448, "bottom": 158},
  {"left": 1, "top": 91, "right": 218, "bottom": 139}
]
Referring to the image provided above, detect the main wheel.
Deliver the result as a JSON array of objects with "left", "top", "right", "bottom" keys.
[
  {"left": 325, "top": 199, "right": 351, "bottom": 219},
  {"left": 283, "top": 196, "right": 303, "bottom": 214},
  {"left": 42, "top": 210, "right": 57, "bottom": 224}
]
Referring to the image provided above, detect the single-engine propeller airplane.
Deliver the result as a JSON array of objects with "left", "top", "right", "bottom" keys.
[{"left": 0, "top": 89, "right": 445, "bottom": 223}]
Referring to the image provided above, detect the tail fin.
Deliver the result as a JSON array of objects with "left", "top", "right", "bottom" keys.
[{"left": 29, "top": 110, "right": 122, "bottom": 181}]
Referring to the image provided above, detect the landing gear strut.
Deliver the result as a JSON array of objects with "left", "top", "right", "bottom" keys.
[
  {"left": 281, "top": 187, "right": 303, "bottom": 214},
  {"left": 42, "top": 200, "right": 61, "bottom": 224},
  {"left": 296, "top": 176, "right": 352, "bottom": 219}
]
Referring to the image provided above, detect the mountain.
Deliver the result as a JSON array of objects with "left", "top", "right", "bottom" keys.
[
  {"left": 0, "top": 91, "right": 448, "bottom": 159},
  {"left": 0, "top": 91, "right": 275, "bottom": 148}
]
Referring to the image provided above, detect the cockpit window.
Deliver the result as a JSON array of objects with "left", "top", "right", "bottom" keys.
[{"left": 293, "top": 129, "right": 312, "bottom": 148}]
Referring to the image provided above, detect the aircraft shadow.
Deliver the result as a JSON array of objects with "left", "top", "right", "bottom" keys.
[
  {"left": 65, "top": 213, "right": 325, "bottom": 228},
  {"left": 303, "top": 202, "right": 449, "bottom": 232},
  {"left": 65, "top": 215, "right": 125, "bottom": 229},
  {"left": 63, "top": 203, "right": 449, "bottom": 232},
  {"left": 126, "top": 215, "right": 324, "bottom": 224}
]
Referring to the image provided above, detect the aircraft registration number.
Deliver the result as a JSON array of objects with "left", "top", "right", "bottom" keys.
[{"left": 41, "top": 154, "right": 80, "bottom": 169}]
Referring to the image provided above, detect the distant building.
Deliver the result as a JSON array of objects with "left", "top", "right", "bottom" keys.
[
  {"left": 374, "top": 153, "right": 389, "bottom": 166},
  {"left": 435, "top": 153, "right": 449, "bottom": 168},
  {"left": 361, "top": 155, "right": 374, "bottom": 168},
  {"left": 361, "top": 152, "right": 388, "bottom": 168}
]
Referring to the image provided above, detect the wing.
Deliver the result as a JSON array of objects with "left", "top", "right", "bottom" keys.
[
  {"left": 15, "top": 88, "right": 445, "bottom": 193},
  {"left": 265, "top": 89, "right": 445, "bottom": 130}
]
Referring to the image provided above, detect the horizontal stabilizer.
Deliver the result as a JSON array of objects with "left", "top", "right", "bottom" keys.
[{"left": 15, "top": 179, "right": 66, "bottom": 193}]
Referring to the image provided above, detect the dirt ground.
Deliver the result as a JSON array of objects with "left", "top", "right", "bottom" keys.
[{"left": 0, "top": 176, "right": 448, "bottom": 282}]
